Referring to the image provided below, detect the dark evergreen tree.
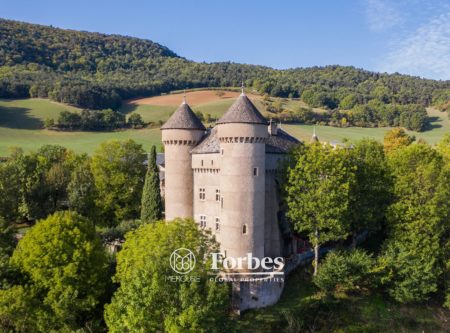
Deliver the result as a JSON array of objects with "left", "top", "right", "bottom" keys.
[{"left": 140, "top": 146, "right": 163, "bottom": 223}]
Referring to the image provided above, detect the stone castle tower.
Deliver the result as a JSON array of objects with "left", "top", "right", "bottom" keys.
[
  {"left": 215, "top": 92, "right": 268, "bottom": 260},
  {"left": 161, "top": 91, "right": 300, "bottom": 262},
  {"left": 161, "top": 98, "right": 205, "bottom": 220}
]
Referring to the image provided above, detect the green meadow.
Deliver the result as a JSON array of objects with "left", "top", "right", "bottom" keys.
[{"left": 0, "top": 96, "right": 448, "bottom": 156}]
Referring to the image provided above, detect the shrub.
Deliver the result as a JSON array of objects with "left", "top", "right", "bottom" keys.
[{"left": 314, "top": 249, "right": 374, "bottom": 294}]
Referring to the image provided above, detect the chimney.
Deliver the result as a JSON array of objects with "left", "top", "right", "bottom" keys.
[{"left": 268, "top": 119, "right": 278, "bottom": 136}]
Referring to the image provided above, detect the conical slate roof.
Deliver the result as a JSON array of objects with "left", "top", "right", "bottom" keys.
[
  {"left": 216, "top": 94, "right": 268, "bottom": 125},
  {"left": 160, "top": 102, "right": 206, "bottom": 130}
]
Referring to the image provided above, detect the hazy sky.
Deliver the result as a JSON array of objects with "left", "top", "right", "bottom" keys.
[{"left": 1, "top": 0, "right": 449, "bottom": 80}]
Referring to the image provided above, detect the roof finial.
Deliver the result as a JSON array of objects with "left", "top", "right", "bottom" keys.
[
  {"left": 240, "top": 81, "right": 245, "bottom": 96},
  {"left": 182, "top": 89, "right": 187, "bottom": 104}
]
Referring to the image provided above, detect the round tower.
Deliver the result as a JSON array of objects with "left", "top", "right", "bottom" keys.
[
  {"left": 161, "top": 97, "right": 205, "bottom": 220},
  {"left": 216, "top": 91, "right": 269, "bottom": 263}
]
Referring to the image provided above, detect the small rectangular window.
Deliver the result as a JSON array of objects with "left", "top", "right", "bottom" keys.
[
  {"left": 215, "top": 189, "right": 220, "bottom": 202},
  {"left": 199, "top": 188, "right": 206, "bottom": 200},
  {"left": 211, "top": 160, "right": 214, "bottom": 166},
  {"left": 200, "top": 215, "right": 206, "bottom": 228},
  {"left": 215, "top": 217, "right": 220, "bottom": 232},
  {"left": 253, "top": 167, "right": 258, "bottom": 176},
  {"left": 201, "top": 160, "right": 204, "bottom": 167},
  {"left": 221, "top": 197, "right": 223, "bottom": 208},
  {"left": 242, "top": 224, "right": 247, "bottom": 234},
  {"left": 221, "top": 148, "right": 224, "bottom": 155}
]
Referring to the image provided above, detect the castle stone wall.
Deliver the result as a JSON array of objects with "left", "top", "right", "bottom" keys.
[{"left": 162, "top": 129, "right": 204, "bottom": 220}]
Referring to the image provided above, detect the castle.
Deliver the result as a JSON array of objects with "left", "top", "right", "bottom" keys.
[{"left": 160, "top": 90, "right": 301, "bottom": 263}]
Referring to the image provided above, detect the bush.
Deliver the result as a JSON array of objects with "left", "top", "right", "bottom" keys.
[{"left": 314, "top": 249, "right": 374, "bottom": 294}]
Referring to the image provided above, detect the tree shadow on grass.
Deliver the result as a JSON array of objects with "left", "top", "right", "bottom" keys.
[
  {"left": 423, "top": 116, "right": 443, "bottom": 131},
  {"left": 0, "top": 105, "right": 43, "bottom": 129},
  {"left": 118, "top": 103, "right": 138, "bottom": 116}
]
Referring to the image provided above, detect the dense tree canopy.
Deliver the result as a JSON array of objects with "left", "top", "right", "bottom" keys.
[
  {"left": 105, "top": 218, "right": 230, "bottom": 333},
  {"left": 1, "top": 211, "right": 109, "bottom": 332},
  {"left": 348, "top": 139, "right": 392, "bottom": 245},
  {"left": 0, "top": 18, "right": 448, "bottom": 125},
  {"left": 285, "top": 143, "right": 355, "bottom": 275},
  {"left": 379, "top": 144, "right": 450, "bottom": 303},
  {"left": 91, "top": 140, "right": 146, "bottom": 226}
]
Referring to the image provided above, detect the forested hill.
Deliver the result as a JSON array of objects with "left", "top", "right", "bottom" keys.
[{"left": 0, "top": 18, "right": 449, "bottom": 116}]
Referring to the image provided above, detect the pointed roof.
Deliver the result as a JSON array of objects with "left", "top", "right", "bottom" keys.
[
  {"left": 216, "top": 93, "right": 268, "bottom": 125},
  {"left": 160, "top": 101, "right": 205, "bottom": 130}
]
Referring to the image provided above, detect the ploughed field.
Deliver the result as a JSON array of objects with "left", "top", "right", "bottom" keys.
[{"left": 0, "top": 90, "right": 449, "bottom": 155}]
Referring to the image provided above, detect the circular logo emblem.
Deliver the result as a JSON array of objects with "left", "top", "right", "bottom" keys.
[{"left": 170, "top": 248, "right": 196, "bottom": 274}]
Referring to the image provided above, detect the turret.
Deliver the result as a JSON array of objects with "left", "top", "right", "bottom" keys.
[
  {"left": 216, "top": 90, "right": 269, "bottom": 263},
  {"left": 161, "top": 97, "right": 205, "bottom": 220}
]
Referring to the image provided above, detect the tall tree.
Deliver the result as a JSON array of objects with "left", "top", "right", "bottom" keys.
[
  {"left": 285, "top": 143, "right": 356, "bottom": 275},
  {"left": 140, "top": 145, "right": 163, "bottom": 223},
  {"left": 67, "top": 156, "right": 97, "bottom": 219},
  {"left": 91, "top": 140, "right": 146, "bottom": 226},
  {"left": 0, "top": 157, "right": 22, "bottom": 221},
  {"left": 104, "top": 218, "right": 229, "bottom": 333},
  {"left": 379, "top": 143, "right": 450, "bottom": 303},
  {"left": 348, "top": 139, "right": 392, "bottom": 246},
  {"left": 0, "top": 217, "right": 17, "bottom": 290}
]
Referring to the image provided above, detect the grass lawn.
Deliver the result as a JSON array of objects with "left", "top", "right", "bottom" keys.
[
  {"left": 284, "top": 107, "right": 449, "bottom": 145},
  {"left": 0, "top": 96, "right": 448, "bottom": 156},
  {"left": 236, "top": 268, "right": 450, "bottom": 332},
  {"left": 0, "top": 98, "right": 81, "bottom": 129},
  {"left": 0, "top": 127, "right": 162, "bottom": 155},
  {"left": 119, "top": 103, "right": 175, "bottom": 124}
]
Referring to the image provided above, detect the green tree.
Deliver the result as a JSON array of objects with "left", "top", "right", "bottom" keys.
[
  {"left": 7, "top": 211, "right": 109, "bottom": 332},
  {"left": 0, "top": 217, "right": 17, "bottom": 289},
  {"left": 314, "top": 249, "right": 374, "bottom": 295},
  {"left": 0, "top": 285, "right": 41, "bottom": 332},
  {"left": 91, "top": 140, "right": 146, "bottom": 226},
  {"left": 14, "top": 145, "right": 75, "bottom": 220},
  {"left": 339, "top": 94, "right": 358, "bottom": 109},
  {"left": 127, "top": 112, "right": 144, "bottom": 128},
  {"left": 379, "top": 144, "right": 450, "bottom": 303},
  {"left": 140, "top": 145, "right": 163, "bottom": 223},
  {"left": 348, "top": 139, "right": 392, "bottom": 246},
  {"left": 67, "top": 156, "right": 97, "bottom": 219},
  {"left": 104, "top": 218, "right": 229, "bottom": 333},
  {"left": 285, "top": 143, "right": 355, "bottom": 275},
  {"left": 0, "top": 157, "right": 22, "bottom": 221},
  {"left": 437, "top": 133, "right": 450, "bottom": 163}
]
